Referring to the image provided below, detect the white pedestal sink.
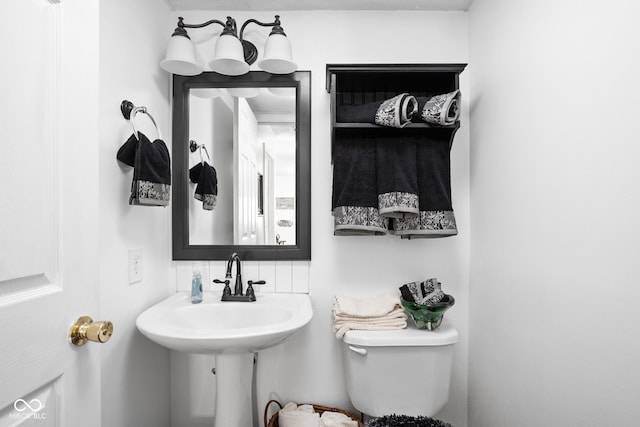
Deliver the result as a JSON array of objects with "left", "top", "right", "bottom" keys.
[{"left": 136, "top": 291, "right": 313, "bottom": 426}]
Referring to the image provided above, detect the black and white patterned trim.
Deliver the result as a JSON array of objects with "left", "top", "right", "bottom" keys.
[
  {"left": 421, "top": 90, "right": 461, "bottom": 126},
  {"left": 133, "top": 180, "right": 170, "bottom": 206},
  {"left": 392, "top": 210, "right": 457, "bottom": 237},
  {"left": 333, "top": 206, "right": 388, "bottom": 235},
  {"left": 375, "top": 93, "right": 418, "bottom": 128},
  {"left": 378, "top": 192, "right": 419, "bottom": 218},
  {"left": 195, "top": 193, "right": 217, "bottom": 210}
]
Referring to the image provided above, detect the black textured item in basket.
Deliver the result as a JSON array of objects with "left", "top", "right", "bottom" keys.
[{"left": 366, "top": 414, "right": 452, "bottom": 427}]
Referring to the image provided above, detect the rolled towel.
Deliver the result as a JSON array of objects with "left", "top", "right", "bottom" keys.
[
  {"left": 417, "top": 90, "right": 461, "bottom": 126},
  {"left": 336, "top": 93, "right": 418, "bottom": 128},
  {"left": 399, "top": 279, "right": 445, "bottom": 305},
  {"left": 278, "top": 402, "right": 322, "bottom": 427},
  {"left": 375, "top": 93, "right": 418, "bottom": 128},
  {"left": 320, "top": 411, "right": 359, "bottom": 427}
]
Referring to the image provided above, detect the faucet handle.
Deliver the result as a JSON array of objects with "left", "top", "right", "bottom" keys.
[
  {"left": 213, "top": 278, "right": 232, "bottom": 296},
  {"left": 245, "top": 280, "right": 266, "bottom": 301}
]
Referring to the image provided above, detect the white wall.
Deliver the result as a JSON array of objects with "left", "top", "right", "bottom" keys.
[
  {"left": 468, "top": 1, "right": 640, "bottom": 426},
  {"left": 98, "top": 1, "right": 173, "bottom": 426},
  {"left": 172, "top": 10, "right": 470, "bottom": 427}
]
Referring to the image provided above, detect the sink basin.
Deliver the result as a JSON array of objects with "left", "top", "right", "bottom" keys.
[
  {"left": 136, "top": 291, "right": 313, "bottom": 354},
  {"left": 137, "top": 291, "right": 313, "bottom": 426}
]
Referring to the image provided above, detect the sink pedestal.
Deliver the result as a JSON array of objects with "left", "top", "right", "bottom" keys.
[{"left": 214, "top": 353, "right": 255, "bottom": 427}]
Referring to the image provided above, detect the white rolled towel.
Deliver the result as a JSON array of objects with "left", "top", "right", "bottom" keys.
[
  {"left": 278, "top": 402, "right": 322, "bottom": 427},
  {"left": 320, "top": 411, "right": 359, "bottom": 426}
]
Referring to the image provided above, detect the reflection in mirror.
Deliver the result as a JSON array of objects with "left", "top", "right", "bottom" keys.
[
  {"left": 188, "top": 87, "right": 296, "bottom": 246},
  {"left": 172, "top": 71, "right": 311, "bottom": 261}
]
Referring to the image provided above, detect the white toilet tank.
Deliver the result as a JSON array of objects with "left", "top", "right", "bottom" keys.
[{"left": 341, "top": 322, "right": 458, "bottom": 418}]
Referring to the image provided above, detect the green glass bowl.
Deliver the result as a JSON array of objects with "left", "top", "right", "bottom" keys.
[{"left": 400, "top": 295, "right": 455, "bottom": 331}]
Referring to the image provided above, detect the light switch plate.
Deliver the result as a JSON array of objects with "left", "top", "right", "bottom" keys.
[{"left": 129, "top": 248, "right": 143, "bottom": 284}]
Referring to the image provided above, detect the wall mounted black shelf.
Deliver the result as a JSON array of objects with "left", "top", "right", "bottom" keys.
[{"left": 326, "top": 63, "right": 467, "bottom": 159}]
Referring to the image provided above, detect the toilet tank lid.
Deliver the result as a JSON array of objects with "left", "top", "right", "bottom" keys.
[{"left": 343, "top": 323, "right": 459, "bottom": 347}]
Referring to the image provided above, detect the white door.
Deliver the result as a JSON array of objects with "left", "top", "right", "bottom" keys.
[
  {"left": 234, "top": 98, "right": 259, "bottom": 245},
  {"left": 0, "top": 0, "right": 102, "bottom": 426}
]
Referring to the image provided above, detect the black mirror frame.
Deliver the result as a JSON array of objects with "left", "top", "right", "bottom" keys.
[{"left": 171, "top": 71, "right": 311, "bottom": 260}]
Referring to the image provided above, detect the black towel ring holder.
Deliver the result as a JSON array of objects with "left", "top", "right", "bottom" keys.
[
  {"left": 189, "top": 140, "right": 211, "bottom": 164},
  {"left": 120, "top": 99, "right": 162, "bottom": 142}
]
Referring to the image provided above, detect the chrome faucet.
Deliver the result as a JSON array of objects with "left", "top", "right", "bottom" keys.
[{"left": 213, "top": 252, "right": 266, "bottom": 302}]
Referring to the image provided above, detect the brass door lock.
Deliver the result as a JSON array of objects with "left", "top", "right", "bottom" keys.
[{"left": 69, "top": 316, "right": 114, "bottom": 347}]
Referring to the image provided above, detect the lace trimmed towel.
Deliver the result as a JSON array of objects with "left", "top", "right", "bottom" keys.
[
  {"left": 332, "top": 137, "right": 387, "bottom": 235},
  {"left": 376, "top": 134, "right": 419, "bottom": 219},
  {"left": 415, "top": 90, "right": 461, "bottom": 126},
  {"left": 392, "top": 128, "right": 457, "bottom": 238},
  {"left": 332, "top": 295, "right": 407, "bottom": 339},
  {"left": 189, "top": 162, "right": 218, "bottom": 210},
  {"left": 399, "top": 278, "right": 445, "bottom": 305},
  {"left": 117, "top": 132, "right": 171, "bottom": 206}
]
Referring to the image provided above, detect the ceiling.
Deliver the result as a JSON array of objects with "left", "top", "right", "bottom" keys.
[{"left": 164, "top": 0, "right": 474, "bottom": 11}]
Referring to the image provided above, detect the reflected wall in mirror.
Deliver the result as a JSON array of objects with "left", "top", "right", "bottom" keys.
[{"left": 172, "top": 71, "right": 311, "bottom": 260}]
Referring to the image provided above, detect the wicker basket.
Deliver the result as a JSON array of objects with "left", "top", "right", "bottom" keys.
[{"left": 263, "top": 399, "right": 364, "bottom": 427}]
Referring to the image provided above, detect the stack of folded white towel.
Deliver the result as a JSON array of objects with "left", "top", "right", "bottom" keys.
[
  {"left": 278, "top": 402, "right": 359, "bottom": 427},
  {"left": 332, "top": 294, "right": 407, "bottom": 339}
]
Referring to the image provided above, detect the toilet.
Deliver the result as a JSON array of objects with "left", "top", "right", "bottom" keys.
[{"left": 341, "top": 322, "right": 459, "bottom": 418}]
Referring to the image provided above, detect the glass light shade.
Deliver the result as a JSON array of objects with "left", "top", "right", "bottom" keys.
[
  {"left": 160, "top": 35, "right": 203, "bottom": 76},
  {"left": 268, "top": 87, "right": 295, "bottom": 97},
  {"left": 190, "top": 88, "right": 221, "bottom": 99},
  {"left": 226, "top": 87, "right": 262, "bottom": 98},
  {"left": 209, "top": 34, "right": 250, "bottom": 76},
  {"left": 257, "top": 33, "right": 297, "bottom": 74}
]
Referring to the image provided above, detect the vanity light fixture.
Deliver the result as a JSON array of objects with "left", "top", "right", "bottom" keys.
[{"left": 160, "top": 15, "right": 297, "bottom": 77}]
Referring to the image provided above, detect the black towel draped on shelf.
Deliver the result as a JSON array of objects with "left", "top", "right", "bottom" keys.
[{"left": 332, "top": 91, "right": 460, "bottom": 238}]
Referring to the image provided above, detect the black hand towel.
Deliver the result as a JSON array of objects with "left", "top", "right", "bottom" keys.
[
  {"left": 332, "top": 136, "right": 387, "bottom": 235},
  {"left": 189, "top": 162, "right": 218, "bottom": 210},
  {"left": 414, "top": 90, "right": 461, "bottom": 126},
  {"left": 336, "top": 93, "right": 418, "bottom": 128},
  {"left": 376, "top": 134, "right": 419, "bottom": 218},
  {"left": 117, "top": 132, "right": 171, "bottom": 206},
  {"left": 399, "top": 278, "right": 444, "bottom": 304},
  {"left": 392, "top": 129, "right": 457, "bottom": 238}
]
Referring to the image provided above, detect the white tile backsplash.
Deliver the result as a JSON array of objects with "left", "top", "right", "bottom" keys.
[
  {"left": 172, "top": 260, "right": 309, "bottom": 294},
  {"left": 274, "top": 261, "right": 293, "bottom": 293}
]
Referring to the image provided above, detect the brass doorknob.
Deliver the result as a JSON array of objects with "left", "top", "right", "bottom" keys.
[{"left": 69, "top": 316, "right": 114, "bottom": 347}]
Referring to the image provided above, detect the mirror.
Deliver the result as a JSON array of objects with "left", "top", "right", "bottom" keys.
[{"left": 172, "top": 71, "right": 311, "bottom": 260}]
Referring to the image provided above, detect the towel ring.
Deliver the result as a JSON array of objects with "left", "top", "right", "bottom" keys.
[
  {"left": 189, "top": 140, "right": 211, "bottom": 164},
  {"left": 120, "top": 100, "right": 162, "bottom": 142}
]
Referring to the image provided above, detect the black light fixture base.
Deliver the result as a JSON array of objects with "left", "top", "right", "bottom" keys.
[{"left": 242, "top": 40, "right": 258, "bottom": 65}]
